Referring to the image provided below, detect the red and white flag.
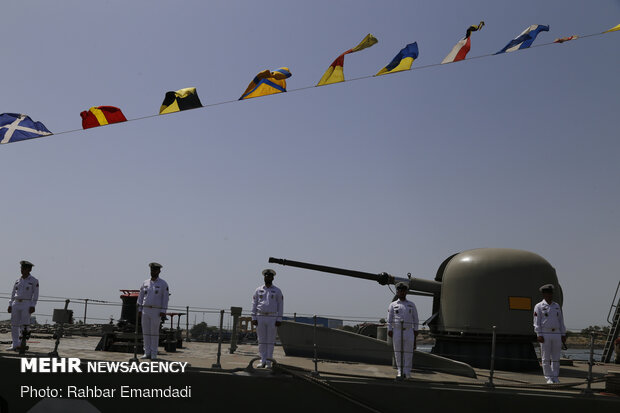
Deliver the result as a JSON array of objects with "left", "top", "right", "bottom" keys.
[
  {"left": 441, "top": 22, "right": 484, "bottom": 64},
  {"left": 554, "top": 35, "right": 578, "bottom": 43}
]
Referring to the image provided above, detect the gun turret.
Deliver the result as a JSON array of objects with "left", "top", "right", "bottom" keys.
[
  {"left": 269, "top": 248, "right": 562, "bottom": 371},
  {"left": 268, "top": 257, "right": 441, "bottom": 296}
]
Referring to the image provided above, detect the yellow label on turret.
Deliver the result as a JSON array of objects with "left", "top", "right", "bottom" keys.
[{"left": 509, "top": 297, "right": 532, "bottom": 310}]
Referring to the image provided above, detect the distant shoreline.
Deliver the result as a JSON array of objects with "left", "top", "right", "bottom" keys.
[
  {"left": 414, "top": 333, "right": 607, "bottom": 350},
  {"left": 566, "top": 336, "right": 606, "bottom": 349}
]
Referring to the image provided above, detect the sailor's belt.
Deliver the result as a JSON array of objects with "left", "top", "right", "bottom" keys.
[
  {"left": 259, "top": 312, "right": 275, "bottom": 315},
  {"left": 14, "top": 299, "right": 28, "bottom": 302}
]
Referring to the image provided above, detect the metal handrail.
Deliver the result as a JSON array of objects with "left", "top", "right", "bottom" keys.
[
  {"left": 606, "top": 281, "right": 620, "bottom": 324},
  {"left": 601, "top": 281, "right": 620, "bottom": 362}
]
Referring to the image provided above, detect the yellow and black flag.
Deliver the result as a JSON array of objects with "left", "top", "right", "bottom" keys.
[{"left": 159, "top": 87, "right": 203, "bottom": 114}]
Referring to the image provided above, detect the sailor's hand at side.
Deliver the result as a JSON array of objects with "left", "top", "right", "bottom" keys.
[
  {"left": 252, "top": 320, "right": 258, "bottom": 326},
  {"left": 275, "top": 321, "right": 281, "bottom": 327},
  {"left": 561, "top": 335, "right": 567, "bottom": 343},
  {"left": 7, "top": 306, "right": 11, "bottom": 313},
  {"left": 388, "top": 331, "right": 393, "bottom": 338},
  {"left": 29, "top": 307, "right": 35, "bottom": 314},
  {"left": 537, "top": 336, "right": 544, "bottom": 343}
]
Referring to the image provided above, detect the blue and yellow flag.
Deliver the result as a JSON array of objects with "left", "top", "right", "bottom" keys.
[
  {"left": 376, "top": 42, "right": 419, "bottom": 76},
  {"left": 239, "top": 68, "right": 291, "bottom": 100}
]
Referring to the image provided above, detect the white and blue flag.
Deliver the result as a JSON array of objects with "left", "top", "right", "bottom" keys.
[
  {"left": 0, "top": 113, "right": 52, "bottom": 144},
  {"left": 495, "top": 25, "right": 549, "bottom": 54}
]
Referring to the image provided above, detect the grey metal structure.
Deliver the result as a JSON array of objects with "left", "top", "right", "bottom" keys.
[
  {"left": 229, "top": 306, "right": 242, "bottom": 354},
  {"left": 269, "top": 248, "right": 561, "bottom": 370},
  {"left": 278, "top": 320, "right": 476, "bottom": 377}
]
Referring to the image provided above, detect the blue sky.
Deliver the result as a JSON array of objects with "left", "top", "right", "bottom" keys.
[{"left": 1, "top": 1, "right": 619, "bottom": 329}]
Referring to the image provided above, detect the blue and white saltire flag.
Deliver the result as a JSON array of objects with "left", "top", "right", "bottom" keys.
[
  {"left": 0, "top": 113, "right": 52, "bottom": 144},
  {"left": 495, "top": 25, "right": 549, "bottom": 54}
]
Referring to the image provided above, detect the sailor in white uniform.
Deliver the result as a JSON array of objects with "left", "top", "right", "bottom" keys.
[
  {"left": 7, "top": 260, "right": 39, "bottom": 351},
  {"left": 387, "top": 282, "right": 419, "bottom": 379},
  {"left": 251, "top": 269, "right": 283, "bottom": 368},
  {"left": 137, "top": 262, "right": 169, "bottom": 360},
  {"left": 533, "top": 284, "right": 566, "bottom": 384}
]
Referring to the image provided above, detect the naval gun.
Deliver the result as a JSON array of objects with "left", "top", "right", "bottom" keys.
[{"left": 270, "top": 248, "right": 562, "bottom": 371}]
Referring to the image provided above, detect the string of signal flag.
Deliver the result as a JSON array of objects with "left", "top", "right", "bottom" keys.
[{"left": 1, "top": 22, "right": 618, "bottom": 146}]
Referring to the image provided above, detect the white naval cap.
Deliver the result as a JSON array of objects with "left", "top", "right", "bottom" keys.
[
  {"left": 539, "top": 283, "right": 555, "bottom": 292},
  {"left": 20, "top": 260, "right": 34, "bottom": 267},
  {"left": 262, "top": 268, "right": 276, "bottom": 276},
  {"left": 149, "top": 262, "right": 163, "bottom": 269},
  {"left": 395, "top": 282, "right": 408, "bottom": 290}
]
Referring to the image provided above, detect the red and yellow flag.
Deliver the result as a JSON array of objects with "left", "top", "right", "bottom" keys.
[
  {"left": 317, "top": 34, "right": 378, "bottom": 86},
  {"left": 80, "top": 106, "right": 127, "bottom": 129}
]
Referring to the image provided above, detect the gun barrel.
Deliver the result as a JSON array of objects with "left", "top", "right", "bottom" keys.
[
  {"left": 410, "top": 278, "right": 442, "bottom": 295},
  {"left": 268, "top": 257, "right": 382, "bottom": 282},
  {"left": 268, "top": 257, "right": 442, "bottom": 295}
]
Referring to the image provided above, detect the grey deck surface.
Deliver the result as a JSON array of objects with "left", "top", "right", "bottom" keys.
[{"left": 1, "top": 331, "right": 614, "bottom": 392}]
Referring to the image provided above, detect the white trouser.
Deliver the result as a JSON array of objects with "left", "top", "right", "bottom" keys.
[
  {"left": 540, "top": 333, "right": 561, "bottom": 381},
  {"left": 11, "top": 302, "right": 31, "bottom": 348},
  {"left": 256, "top": 315, "right": 277, "bottom": 365},
  {"left": 142, "top": 309, "right": 161, "bottom": 357},
  {"left": 392, "top": 329, "right": 415, "bottom": 377}
]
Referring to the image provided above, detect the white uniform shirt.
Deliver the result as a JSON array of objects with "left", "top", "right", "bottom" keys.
[
  {"left": 387, "top": 299, "right": 419, "bottom": 332},
  {"left": 533, "top": 299, "right": 566, "bottom": 336},
  {"left": 251, "top": 285, "right": 283, "bottom": 322},
  {"left": 9, "top": 275, "right": 39, "bottom": 307},
  {"left": 137, "top": 277, "right": 169, "bottom": 312}
]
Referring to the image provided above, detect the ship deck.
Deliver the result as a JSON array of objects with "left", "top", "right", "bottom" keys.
[
  {"left": 2, "top": 330, "right": 620, "bottom": 413},
  {"left": 1, "top": 331, "right": 616, "bottom": 390}
]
